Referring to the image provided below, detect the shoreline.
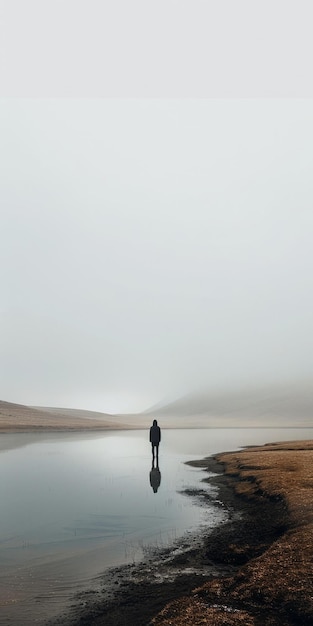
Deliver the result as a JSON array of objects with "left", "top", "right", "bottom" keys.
[
  {"left": 47, "top": 440, "right": 313, "bottom": 626},
  {"left": 153, "top": 440, "right": 313, "bottom": 626}
]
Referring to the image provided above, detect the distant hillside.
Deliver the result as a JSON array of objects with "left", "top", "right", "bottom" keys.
[
  {"left": 144, "top": 382, "right": 313, "bottom": 427},
  {"left": 2, "top": 381, "right": 313, "bottom": 432},
  {"left": 0, "top": 401, "right": 132, "bottom": 432}
]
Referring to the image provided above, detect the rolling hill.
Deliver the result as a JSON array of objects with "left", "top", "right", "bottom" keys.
[
  {"left": 1, "top": 380, "right": 313, "bottom": 432},
  {"left": 0, "top": 400, "right": 131, "bottom": 432},
  {"left": 144, "top": 381, "right": 313, "bottom": 428}
]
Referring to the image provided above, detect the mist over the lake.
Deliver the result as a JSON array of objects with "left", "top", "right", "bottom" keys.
[{"left": 2, "top": 99, "right": 313, "bottom": 413}]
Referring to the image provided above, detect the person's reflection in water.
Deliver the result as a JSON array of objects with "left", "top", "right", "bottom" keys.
[
  {"left": 150, "top": 460, "right": 161, "bottom": 493},
  {"left": 149, "top": 420, "right": 162, "bottom": 492}
]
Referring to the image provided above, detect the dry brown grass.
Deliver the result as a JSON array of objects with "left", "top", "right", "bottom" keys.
[
  {"left": 151, "top": 596, "right": 256, "bottom": 625},
  {"left": 151, "top": 440, "right": 313, "bottom": 626}
]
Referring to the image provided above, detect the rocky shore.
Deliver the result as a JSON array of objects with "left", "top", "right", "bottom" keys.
[{"left": 48, "top": 439, "right": 313, "bottom": 626}]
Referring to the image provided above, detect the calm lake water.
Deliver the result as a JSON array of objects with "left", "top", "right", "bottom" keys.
[{"left": 0, "top": 427, "right": 312, "bottom": 625}]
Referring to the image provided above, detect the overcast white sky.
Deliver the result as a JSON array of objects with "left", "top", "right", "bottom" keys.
[{"left": 1, "top": 3, "right": 313, "bottom": 412}]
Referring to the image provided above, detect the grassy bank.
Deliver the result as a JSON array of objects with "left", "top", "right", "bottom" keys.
[{"left": 152, "top": 440, "right": 313, "bottom": 625}]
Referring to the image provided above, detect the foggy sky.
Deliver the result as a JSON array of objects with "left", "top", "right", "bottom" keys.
[{"left": 1, "top": 98, "right": 313, "bottom": 412}]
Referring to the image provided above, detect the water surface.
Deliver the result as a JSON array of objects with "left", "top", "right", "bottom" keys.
[{"left": 0, "top": 427, "right": 312, "bottom": 624}]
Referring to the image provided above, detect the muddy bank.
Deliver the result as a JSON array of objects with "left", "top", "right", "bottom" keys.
[
  {"left": 47, "top": 452, "right": 289, "bottom": 626},
  {"left": 152, "top": 441, "right": 313, "bottom": 626}
]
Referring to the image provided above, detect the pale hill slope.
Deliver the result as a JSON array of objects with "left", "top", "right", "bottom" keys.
[
  {"left": 144, "top": 382, "right": 313, "bottom": 428},
  {"left": 0, "top": 400, "right": 131, "bottom": 431},
  {"left": 2, "top": 381, "right": 313, "bottom": 432}
]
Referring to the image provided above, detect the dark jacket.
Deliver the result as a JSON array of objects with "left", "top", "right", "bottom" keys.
[{"left": 149, "top": 422, "right": 161, "bottom": 444}]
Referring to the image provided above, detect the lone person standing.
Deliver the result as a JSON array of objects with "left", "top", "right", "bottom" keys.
[{"left": 149, "top": 419, "right": 161, "bottom": 465}]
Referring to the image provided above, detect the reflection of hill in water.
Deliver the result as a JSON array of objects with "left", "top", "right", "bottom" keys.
[{"left": 143, "top": 382, "right": 313, "bottom": 428}]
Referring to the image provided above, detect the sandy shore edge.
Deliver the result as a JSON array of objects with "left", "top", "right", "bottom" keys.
[{"left": 46, "top": 439, "right": 313, "bottom": 626}]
